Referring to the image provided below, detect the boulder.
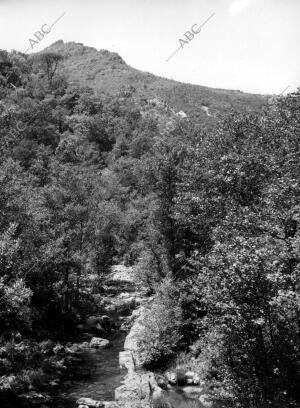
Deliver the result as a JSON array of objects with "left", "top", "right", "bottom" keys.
[
  {"left": 115, "top": 372, "right": 153, "bottom": 408},
  {"left": 193, "top": 374, "right": 200, "bottom": 385},
  {"left": 20, "top": 391, "right": 50, "bottom": 405},
  {"left": 53, "top": 344, "right": 65, "bottom": 355},
  {"left": 166, "top": 371, "right": 177, "bottom": 385},
  {"left": 84, "top": 316, "right": 103, "bottom": 332},
  {"left": 185, "top": 371, "right": 195, "bottom": 378},
  {"left": 104, "top": 304, "right": 116, "bottom": 313},
  {"left": 90, "top": 337, "right": 110, "bottom": 349},
  {"left": 199, "top": 394, "right": 214, "bottom": 408},
  {"left": 49, "top": 379, "right": 60, "bottom": 387},
  {"left": 76, "top": 397, "right": 104, "bottom": 407},
  {"left": 184, "top": 371, "right": 200, "bottom": 385},
  {"left": 120, "top": 322, "right": 129, "bottom": 332},
  {"left": 182, "top": 386, "right": 204, "bottom": 399},
  {"left": 119, "top": 350, "right": 135, "bottom": 372},
  {"left": 0, "top": 375, "right": 16, "bottom": 390},
  {"left": 103, "top": 402, "right": 118, "bottom": 408},
  {"left": 155, "top": 374, "right": 168, "bottom": 389},
  {"left": 77, "top": 342, "right": 90, "bottom": 350},
  {"left": 40, "top": 340, "right": 54, "bottom": 355}
]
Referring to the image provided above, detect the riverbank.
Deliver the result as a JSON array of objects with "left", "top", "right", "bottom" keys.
[
  {"left": 0, "top": 265, "right": 147, "bottom": 408},
  {"left": 59, "top": 265, "right": 149, "bottom": 408},
  {"left": 116, "top": 291, "right": 216, "bottom": 408},
  {"left": 53, "top": 331, "right": 126, "bottom": 408},
  {"left": 0, "top": 264, "right": 213, "bottom": 408}
]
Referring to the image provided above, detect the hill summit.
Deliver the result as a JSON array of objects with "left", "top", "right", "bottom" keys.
[{"left": 44, "top": 40, "right": 267, "bottom": 123}]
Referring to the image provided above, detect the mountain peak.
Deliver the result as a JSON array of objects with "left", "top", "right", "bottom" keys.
[
  {"left": 45, "top": 40, "right": 125, "bottom": 64},
  {"left": 41, "top": 40, "right": 267, "bottom": 121}
]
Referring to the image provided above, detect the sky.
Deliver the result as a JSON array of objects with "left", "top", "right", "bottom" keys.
[{"left": 0, "top": 0, "right": 299, "bottom": 95}]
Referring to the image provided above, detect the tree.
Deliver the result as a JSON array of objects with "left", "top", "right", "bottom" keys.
[{"left": 34, "top": 52, "right": 63, "bottom": 87}]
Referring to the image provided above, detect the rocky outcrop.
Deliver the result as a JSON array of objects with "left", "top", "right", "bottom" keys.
[
  {"left": 115, "top": 333, "right": 160, "bottom": 408},
  {"left": 119, "top": 350, "right": 135, "bottom": 373},
  {"left": 123, "top": 307, "right": 146, "bottom": 368},
  {"left": 114, "top": 292, "right": 160, "bottom": 408},
  {"left": 121, "top": 299, "right": 153, "bottom": 368},
  {"left": 119, "top": 303, "right": 152, "bottom": 332},
  {"left": 101, "top": 265, "right": 149, "bottom": 315},
  {"left": 115, "top": 372, "right": 157, "bottom": 408}
]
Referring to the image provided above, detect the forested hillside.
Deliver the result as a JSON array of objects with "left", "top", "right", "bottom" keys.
[
  {"left": 0, "top": 45, "right": 299, "bottom": 408},
  {"left": 46, "top": 41, "right": 267, "bottom": 126}
]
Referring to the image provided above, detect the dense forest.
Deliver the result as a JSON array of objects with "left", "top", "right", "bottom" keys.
[{"left": 0, "top": 47, "right": 299, "bottom": 408}]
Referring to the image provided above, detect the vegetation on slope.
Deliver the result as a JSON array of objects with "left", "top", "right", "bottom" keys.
[
  {"left": 0, "top": 44, "right": 299, "bottom": 408},
  {"left": 46, "top": 40, "right": 268, "bottom": 126}
]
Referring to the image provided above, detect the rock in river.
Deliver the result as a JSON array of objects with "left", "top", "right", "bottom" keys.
[
  {"left": 76, "top": 397, "right": 104, "bottom": 407},
  {"left": 199, "top": 394, "right": 214, "bottom": 407},
  {"left": 90, "top": 337, "right": 110, "bottom": 349},
  {"left": 181, "top": 386, "right": 204, "bottom": 399},
  {"left": 103, "top": 402, "right": 118, "bottom": 408}
]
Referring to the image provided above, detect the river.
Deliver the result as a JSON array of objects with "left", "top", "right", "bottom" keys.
[
  {"left": 53, "top": 331, "right": 126, "bottom": 407},
  {"left": 51, "top": 332, "right": 204, "bottom": 408}
]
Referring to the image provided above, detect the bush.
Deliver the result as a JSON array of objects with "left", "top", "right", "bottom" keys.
[
  {"left": 137, "top": 279, "right": 183, "bottom": 368},
  {"left": 0, "top": 278, "right": 32, "bottom": 332},
  {"left": 0, "top": 339, "right": 66, "bottom": 395}
]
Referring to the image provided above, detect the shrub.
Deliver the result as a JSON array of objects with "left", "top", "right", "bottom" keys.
[
  {"left": 137, "top": 279, "right": 183, "bottom": 368},
  {"left": 0, "top": 278, "right": 32, "bottom": 332}
]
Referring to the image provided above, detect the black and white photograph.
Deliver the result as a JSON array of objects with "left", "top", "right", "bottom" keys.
[{"left": 0, "top": 1, "right": 299, "bottom": 407}]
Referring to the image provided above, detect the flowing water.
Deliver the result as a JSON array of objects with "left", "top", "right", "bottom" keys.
[
  {"left": 52, "top": 334, "right": 204, "bottom": 408},
  {"left": 54, "top": 331, "right": 126, "bottom": 407},
  {"left": 164, "top": 388, "right": 204, "bottom": 408}
]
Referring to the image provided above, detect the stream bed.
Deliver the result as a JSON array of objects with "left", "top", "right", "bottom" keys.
[{"left": 53, "top": 332, "right": 126, "bottom": 408}]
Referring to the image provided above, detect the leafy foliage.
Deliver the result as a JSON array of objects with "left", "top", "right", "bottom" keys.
[{"left": 0, "top": 44, "right": 299, "bottom": 408}]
